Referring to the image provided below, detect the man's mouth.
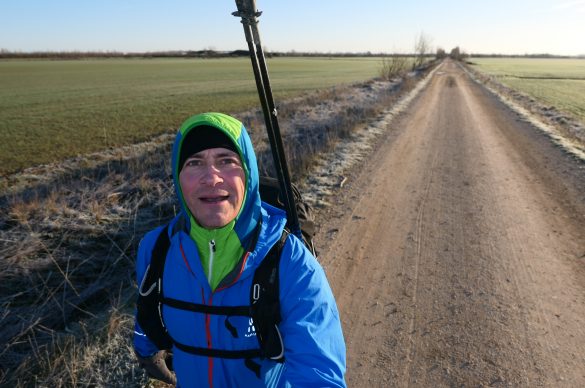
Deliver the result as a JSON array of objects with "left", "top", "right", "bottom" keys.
[{"left": 199, "top": 195, "right": 229, "bottom": 203}]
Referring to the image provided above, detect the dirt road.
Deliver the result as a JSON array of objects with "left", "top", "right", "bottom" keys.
[{"left": 317, "top": 59, "right": 585, "bottom": 387}]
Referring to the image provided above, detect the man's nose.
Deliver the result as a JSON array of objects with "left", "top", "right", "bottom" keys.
[{"left": 199, "top": 164, "right": 223, "bottom": 185}]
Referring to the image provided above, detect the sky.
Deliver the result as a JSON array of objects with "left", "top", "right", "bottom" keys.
[{"left": 1, "top": 0, "right": 584, "bottom": 56}]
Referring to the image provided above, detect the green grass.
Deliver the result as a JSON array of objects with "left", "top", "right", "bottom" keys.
[
  {"left": 470, "top": 58, "right": 585, "bottom": 124},
  {"left": 0, "top": 57, "right": 383, "bottom": 175}
]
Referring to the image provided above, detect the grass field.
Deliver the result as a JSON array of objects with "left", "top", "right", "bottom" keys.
[
  {"left": 470, "top": 58, "right": 585, "bottom": 125},
  {"left": 0, "top": 57, "right": 383, "bottom": 175}
]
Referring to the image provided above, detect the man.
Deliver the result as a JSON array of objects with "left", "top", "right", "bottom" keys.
[{"left": 133, "top": 112, "right": 346, "bottom": 387}]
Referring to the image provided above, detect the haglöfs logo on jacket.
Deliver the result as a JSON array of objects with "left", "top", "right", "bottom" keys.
[{"left": 245, "top": 318, "right": 256, "bottom": 338}]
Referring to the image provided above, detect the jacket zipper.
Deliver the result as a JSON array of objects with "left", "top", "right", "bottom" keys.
[
  {"left": 205, "top": 240, "right": 217, "bottom": 386},
  {"left": 208, "top": 240, "right": 216, "bottom": 286}
]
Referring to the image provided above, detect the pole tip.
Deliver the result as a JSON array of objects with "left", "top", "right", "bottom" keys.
[
  {"left": 235, "top": 0, "right": 254, "bottom": 13},
  {"left": 235, "top": 0, "right": 261, "bottom": 16}
]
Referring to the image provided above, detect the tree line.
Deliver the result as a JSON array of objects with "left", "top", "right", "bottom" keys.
[{"left": 1, "top": 47, "right": 579, "bottom": 60}]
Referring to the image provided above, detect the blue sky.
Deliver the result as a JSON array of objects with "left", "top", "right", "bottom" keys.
[{"left": 1, "top": 0, "right": 584, "bottom": 56}]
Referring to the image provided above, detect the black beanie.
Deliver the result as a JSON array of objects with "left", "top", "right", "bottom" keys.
[{"left": 179, "top": 125, "right": 239, "bottom": 170}]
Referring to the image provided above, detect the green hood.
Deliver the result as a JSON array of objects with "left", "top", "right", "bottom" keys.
[{"left": 171, "top": 113, "right": 262, "bottom": 289}]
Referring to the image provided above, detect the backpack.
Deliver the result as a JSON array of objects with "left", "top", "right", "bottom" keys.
[
  {"left": 136, "top": 177, "right": 316, "bottom": 369},
  {"left": 258, "top": 176, "right": 317, "bottom": 257}
]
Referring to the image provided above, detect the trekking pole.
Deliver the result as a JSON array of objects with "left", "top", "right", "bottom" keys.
[{"left": 232, "top": 0, "right": 302, "bottom": 239}]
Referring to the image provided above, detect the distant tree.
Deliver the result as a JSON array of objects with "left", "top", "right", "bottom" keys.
[
  {"left": 450, "top": 46, "right": 461, "bottom": 61},
  {"left": 436, "top": 47, "right": 447, "bottom": 59},
  {"left": 414, "top": 32, "right": 432, "bottom": 68}
]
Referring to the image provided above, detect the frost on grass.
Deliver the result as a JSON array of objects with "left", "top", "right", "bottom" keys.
[{"left": 0, "top": 147, "right": 177, "bottom": 386}]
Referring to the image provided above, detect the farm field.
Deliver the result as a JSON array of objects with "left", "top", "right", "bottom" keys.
[
  {"left": 0, "top": 56, "right": 384, "bottom": 175},
  {"left": 470, "top": 57, "right": 585, "bottom": 124}
]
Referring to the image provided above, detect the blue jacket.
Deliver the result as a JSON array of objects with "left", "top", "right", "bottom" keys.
[{"left": 133, "top": 113, "right": 346, "bottom": 387}]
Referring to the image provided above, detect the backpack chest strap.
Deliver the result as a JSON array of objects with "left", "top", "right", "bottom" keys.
[{"left": 161, "top": 296, "right": 250, "bottom": 316}]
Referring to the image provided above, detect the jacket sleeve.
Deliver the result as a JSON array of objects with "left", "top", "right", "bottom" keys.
[
  {"left": 133, "top": 226, "right": 166, "bottom": 358},
  {"left": 278, "top": 235, "right": 347, "bottom": 387}
]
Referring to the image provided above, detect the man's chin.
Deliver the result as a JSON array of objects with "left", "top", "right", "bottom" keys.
[{"left": 195, "top": 214, "right": 233, "bottom": 229}]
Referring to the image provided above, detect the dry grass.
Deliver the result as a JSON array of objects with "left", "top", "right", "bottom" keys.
[
  {"left": 0, "top": 63, "right": 436, "bottom": 386},
  {"left": 0, "top": 149, "right": 175, "bottom": 386}
]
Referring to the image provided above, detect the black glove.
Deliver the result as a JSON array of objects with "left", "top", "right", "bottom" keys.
[{"left": 135, "top": 349, "right": 176, "bottom": 386}]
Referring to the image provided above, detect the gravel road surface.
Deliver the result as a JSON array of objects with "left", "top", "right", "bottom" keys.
[{"left": 317, "top": 59, "right": 585, "bottom": 387}]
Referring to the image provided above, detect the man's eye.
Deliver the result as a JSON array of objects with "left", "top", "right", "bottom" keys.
[
  {"left": 185, "top": 159, "right": 202, "bottom": 167},
  {"left": 220, "top": 158, "right": 240, "bottom": 166}
]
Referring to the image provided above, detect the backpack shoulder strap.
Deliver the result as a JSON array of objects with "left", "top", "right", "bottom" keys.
[
  {"left": 143, "top": 225, "right": 170, "bottom": 290},
  {"left": 137, "top": 224, "right": 173, "bottom": 350},
  {"left": 250, "top": 231, "right": 288, "bottom": 362}
]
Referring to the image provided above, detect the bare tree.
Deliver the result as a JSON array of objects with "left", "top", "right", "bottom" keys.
[
  {"left": 379, "top": 55, "right": 409, "bottom": 80},
  {"left": 414, "top": 32, "right": 432, "bottom": 68}
]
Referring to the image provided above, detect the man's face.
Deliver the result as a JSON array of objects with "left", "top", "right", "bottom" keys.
[{"left": 179, "top": 147, "right": 245, "bottom": 229}]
